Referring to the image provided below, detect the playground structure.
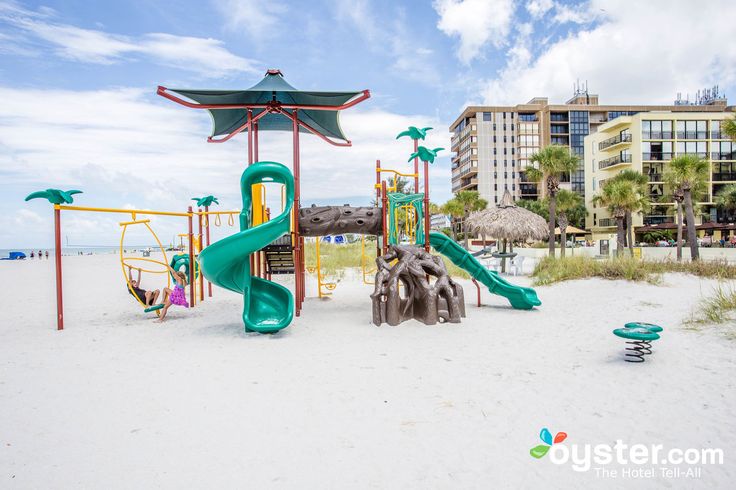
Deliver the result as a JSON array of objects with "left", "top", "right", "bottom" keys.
[{"left": 27, "top": 69, "right": 541, "bottom": 332}]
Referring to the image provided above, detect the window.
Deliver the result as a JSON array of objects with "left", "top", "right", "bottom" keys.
[
  {"left": 493, "top": 124, "right": 497, "bottom": 131},
  {"left": 483, "top": 112, "right": 492, "bottom": 121},
  {"left": 511, "top": 148, "right": 515, "bottom": 155},
  {"left": 503, "top": 136, "right": 507, "bottom": 143},
  {"left": 519, "top": 113, "right": 537, "bottom": 121},
  {"left": 493, "top": 135, "right": 497, "bottom": 143},
  {"left": 494, "top": 184, "right": 498, "bottom": 191},
  {"left": 503, "top": 124, "right": 507, "bottom": 131},
  {"left": 493, "top": 148, "right": 497, "bottom": 155},
  {"left": 511, "top": 135, "right": 515, "bottom": 143},
  {"left": 503, "top": 112, "right": 507, "bottom": 119},
  {"left": 494, "top": 159, "right": 498, "bottom": 167},
  {"left": 512, "top": 160, "right": 516, "bottom": 167},
  {"left": 511, "top": 124, "right": 515, "bottom": 131},
  {"left": 503, "top": 148, "right": 507, "bottom": 155}
]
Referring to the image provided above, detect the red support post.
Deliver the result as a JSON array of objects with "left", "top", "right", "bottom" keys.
[
  {"left": 188, "top": 206, "right": 195, "bottom": 307},
  {"left": 413, "top": 139, "right": 419, "bottom": 193},
  {"left": 292, "top": 109, "right": 303, "bottom": 315},
  {"left": 205, "top": 205, "right": 212, "bottom": 297},
  {"left": 254, "top": 121, "right": 259, "bottom": 162},
  {"left": 423, "top": 160, "right": 430, "bottom": 252},
  {"left": 54, "top": 205, "right": 64, "bottom": 330},
  {"left": 381, "top": 181, "right": 388, "bottom": 255},
  {"left": 198, "top": 208, "right": 204, "bottom": 302},
  {"left": 375, "top": 159, "right": 382, "bottom": 258},
  {"left": 472, "top": 278, "right": 481, "bottom": 307}
]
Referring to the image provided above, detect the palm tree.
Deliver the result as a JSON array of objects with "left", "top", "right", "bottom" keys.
[
  {"left": 555, "top": 189, "right": 584, "bottom": 257},
  {"left": 388, "top": 176, "right": 410, "bottom": 194},
  {"left": 526, "top": 145, "right": 580, "bottom": 256},
  {"left": 441, "top": 199, "right": 464, "bottom": 241},
  {"left": 664, "top": 155, "right": 709, "bottom": 261},
  {"left": 608, "top": 170, "right": 648, "bottom": 253},
  {"left": 442, "top": 191, "right": 488, "bottom": 247},
  {"left": 592, "top": 180, "right": 636, "bottom": 254},
  {"left": 722, "top": 115, "right": 736, "bottom": 140},
  {"left": 715, "top": 184, "right": 736, "bottom": 210}
]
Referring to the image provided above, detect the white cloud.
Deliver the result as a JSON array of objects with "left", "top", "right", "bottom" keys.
[
  {"left": 526, "top": 0, "right": 554, "bottom": 19},
  {"left": 0, "top": 85, "right": 447, "bottom": 247},
  {"left": 433, "top": 0, "right": 515, "bottom": 64},
  {"left": 1, "top": 5, "right": 258, "bottom": 77},
  {"left": 478, "top": 0, "right": 736, "bottom": 105},
  {"left": 214, "top": 0, "right": 287, "bottom": 38}
]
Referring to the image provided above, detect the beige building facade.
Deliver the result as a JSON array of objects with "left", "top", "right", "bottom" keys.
[
  {"left": 584, "top": 112, "right": 736, "bottom": 241},
  {"left": 449, "top": 92, "right": 731, "bottom": 208}
]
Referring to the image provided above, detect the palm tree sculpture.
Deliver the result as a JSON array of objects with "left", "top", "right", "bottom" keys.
[
  {"left": 608, "top": 170, "right": 649, "bottom": 253},
  {"left": 409, "top": 146, "right": 444, "bottom": 164},
  {"left": 555, "top": 189, "right": 584, "bottom": 257},
  {"left": 396, "top": 126, "right": 433, "bottom": 141},
  {"left": 191, "top": 195, "right": 219, "bottom": 207},
  {"left": 25, "top": 189, "right": 82, "bottom": 204},
  {"left": 664, "top": 154, "right": 709, "bottom": 261},
  {"left": 526, "top": 145, "right": 580, "bottom": 256},
  {"left": 442, "top": 191, "right": 488, "bottom": 249}
]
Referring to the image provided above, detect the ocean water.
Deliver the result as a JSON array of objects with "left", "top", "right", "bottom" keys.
[{"left": 0, "top": 245, "right": 177, "bottom": 258}]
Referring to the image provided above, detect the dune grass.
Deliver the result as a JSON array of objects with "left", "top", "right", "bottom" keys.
[
  {"left": 531, "top": 255, "right": 736, "bottom": 286},
  {"left": 684, "top": 284, "right": 736, "bottom": 339},
  {"left": 302, "top": 240, "right": 470, "bottom": 279}
]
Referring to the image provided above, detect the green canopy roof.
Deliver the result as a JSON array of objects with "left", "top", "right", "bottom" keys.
[{"left": 158, "top": 70, "right": 369, "bottom": 144}]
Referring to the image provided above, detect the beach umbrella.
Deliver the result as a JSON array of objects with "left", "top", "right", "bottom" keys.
[{"left": 466, "top": 190, "right": 548, "bottom": 272}]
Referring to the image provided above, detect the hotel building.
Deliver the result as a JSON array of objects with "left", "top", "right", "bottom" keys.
[
  {"left": 584, "top": 112, "right": 736, "bottom": 241},
  {"left": 449, "top": 90, "right": 731, "bottom": 207}
]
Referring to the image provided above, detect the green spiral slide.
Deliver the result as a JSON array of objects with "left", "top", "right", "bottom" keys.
[
  {"left": 198, "top": 162, "right": 295, "bottom": 333},
  {"left": 429, "top": 232, "right": 541, "bottom": 310}
]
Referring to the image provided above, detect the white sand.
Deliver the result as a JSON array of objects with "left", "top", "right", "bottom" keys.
[{"left": 1, "top": 253, "right": 735, "bottom": 489}]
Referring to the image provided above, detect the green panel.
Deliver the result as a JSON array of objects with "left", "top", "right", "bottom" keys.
[{"left": 387, "top": 192, "right": 424, "bottom": 245}]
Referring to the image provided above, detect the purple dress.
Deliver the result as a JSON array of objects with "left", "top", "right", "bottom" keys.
[{"left": 169, "top": 284, "right": 189, "bottom": 307}]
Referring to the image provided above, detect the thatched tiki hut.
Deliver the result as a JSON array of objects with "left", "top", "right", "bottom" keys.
[{"left": 466, "top": 190, "right": 548, "bottom": 272}]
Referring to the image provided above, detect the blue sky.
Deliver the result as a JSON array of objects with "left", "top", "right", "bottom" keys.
[{"left": 1, "top": 0, "right": 735, "bottom": 248}]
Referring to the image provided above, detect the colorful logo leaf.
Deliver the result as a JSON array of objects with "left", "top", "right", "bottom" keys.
[{"left": 529, "top": 427, "right": 567, "bottom": 459}]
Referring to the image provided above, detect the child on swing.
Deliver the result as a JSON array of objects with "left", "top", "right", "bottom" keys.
[{"left": 156, "top": 265, "right": 189, "bottom": 322}]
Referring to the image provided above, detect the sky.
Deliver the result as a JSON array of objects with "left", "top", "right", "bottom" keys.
[{"left": 1, "top": 0, "right": 735, "bottom": 248}]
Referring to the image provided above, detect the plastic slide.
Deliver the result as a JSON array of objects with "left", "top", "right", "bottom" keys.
[
  {"left": 428, "top": 232, "right": 541, "bottom": 310},
  {"left": 198, "top": 162, "right": 295, "bottom": 333}
]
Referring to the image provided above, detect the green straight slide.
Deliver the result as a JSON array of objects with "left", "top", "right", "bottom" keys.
[
  {"left": 198, "top": 162, "right": 295, "bottom": 333},
  {"left": 429, "top": 232, "right": 541, "bottom": 310}
]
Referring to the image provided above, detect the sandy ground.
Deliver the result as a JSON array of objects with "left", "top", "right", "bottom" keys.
[{"left": 1, "top": 253, "right": 735, "bottom": 489}]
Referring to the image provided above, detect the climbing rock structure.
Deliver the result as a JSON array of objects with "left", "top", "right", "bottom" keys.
[
  {"left": 371, "top": 245, "right": 465, "bottom": 326},
  {"left": 298, "top": 205, "right": 382, "bottom": 237}
]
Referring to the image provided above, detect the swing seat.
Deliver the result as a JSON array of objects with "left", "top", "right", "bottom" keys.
[{"left": 144, "top": 304, "right": 164, "bottom": 313}]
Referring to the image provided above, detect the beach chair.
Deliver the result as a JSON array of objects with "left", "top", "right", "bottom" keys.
[
  {"left": 510, "top": 256, "right": 525, "bottom": 276},
  {"left": 483, "top": 257, "right": 501, "bottom": 272}
]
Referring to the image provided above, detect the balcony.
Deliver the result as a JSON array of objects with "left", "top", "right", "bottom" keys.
[
  {"left": 642, "top": 152, "right": 673, "bottom": 161},
  {"left": 519, "top": 183, "right": 538, "bottom": 196},
  {"left": 713, "top": 172, "right": 736, "bottom": 182},
  {"left": 711, "top": 152, "right": 736, "bottom": 161},
  {"left": 598, "top": 133, "right": 632, "bottom": 151},
  {"left": 597, "top": 218, "right": 617, "bottom": 227},
  {"left": 642, "top": 132, "right": 674, "bottom": 140},
  {"left": 599, "top": 153, "right": 632, "bottom": 170},
  {"left": 647, "top": 173, "right": 663, "bottom": 182},
  {"left": 453, "top": 177, "right": 478, "bottom": 192},
  {"left": 711, "top": 132, "right": 726, "bottom": 139},
  {"left": 644, "top": 215, "right": 675, "bottom": 225},
  {"left": 676, "top": 131, "right": 707, "bottom": 140}
]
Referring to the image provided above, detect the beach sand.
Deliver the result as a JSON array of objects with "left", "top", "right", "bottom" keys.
[{"left": 1, "top": 253, "right": 734, "bottom": 489}]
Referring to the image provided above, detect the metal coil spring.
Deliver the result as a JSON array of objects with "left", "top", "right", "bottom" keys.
[{"left": 624, "top": 340, "right": 653, "bottom": 363}]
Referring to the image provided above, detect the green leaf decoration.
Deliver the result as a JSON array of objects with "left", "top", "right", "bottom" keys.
[{"left": 530, "top": 445, "right": 550, "bottom": 459}]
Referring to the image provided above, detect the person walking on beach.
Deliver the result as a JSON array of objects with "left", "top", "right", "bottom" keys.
[
  {"left": 45, "top": 251, "right": 49, "bottom": 259},
  {"left": 157, "top": 266, "right": 189, "bottom": 322},
  {"left": 126, "top": 266, "right": 160, "bottom": 307},
  {"left": 30, "top": 251, "right": 35, "bottom": 259},
  {"left": 38, "top": 250, "right": 42, "bottom": 259}
]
